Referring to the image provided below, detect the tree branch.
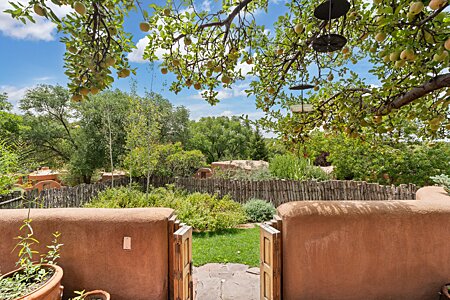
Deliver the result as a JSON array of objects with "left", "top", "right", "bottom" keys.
[
  {"left": 376, "top": 73, "right": 450, "bottom": 115},
  {"left": 173, "top": 0, "right": 254, "bottom": 42}
]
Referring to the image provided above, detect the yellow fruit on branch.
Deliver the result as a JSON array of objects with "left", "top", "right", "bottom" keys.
[
  {"left": 445, "top": 38, "right": 450, "bottom": 51},
  {"left": 71, "top": 94, "right": 82, "bottom": 102},
  {"left": 267, "top": 87, "right": 275, "bottom": 94},
  {"left": 389, "top": 51, "right": 400, "bottom": 62},
  {"left": 118, "top": 69, "right": 130, "bottom": 78},
  {"left": 90, "top": 87, "right": 99, "bottom": 95},
  {"left": 375, "top": 32, "right": 386, "bottom": 42},
  {"left": 74, "top": 2, "right": 87, "bottom": 15},
  {"left": 79, "top": 87, "right": 89, "bottom": 96},
  {"left": 429, "top": 0, "right": 446, "bottom": 10},
  {"left": 221, "top": 75, "right": 231, "bottom": 84},
  {"left": 193, "top": 82, "right": 201, "bottom": 90},
  {"left": 105, "top": 56, "right": 116, "bottom": 67},
  {"left": 33, "top": 4, "right": 45, "bottom": 16},
  {"left": 163, "top": 8, "right": 171, "bottom": 16},
  {"left": 409, "top": 1, "right": 424, "bottom": 15},
  {"left": 294, "top": 23, "right": 304, "bottom": 34},
  {"left": 161, "top": 68, "right": 168, "bottom": 74},
  {"left": 373, "top": 115, "right": 383, "bottom": 124},
  {"left": 139, "top": 22, "right": 150, "bottom": 32},
  {"left": 184, "top": 37, "right": 192, "bottom": 46}
]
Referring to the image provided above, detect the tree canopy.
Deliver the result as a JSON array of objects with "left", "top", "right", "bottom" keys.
[{"left": 5, "top": 0, "right": 450, "bottom": 140}]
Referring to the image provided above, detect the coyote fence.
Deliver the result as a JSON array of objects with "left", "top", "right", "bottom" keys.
[{"left": 0, "top": 176, "right": 417, "bottom": 209}]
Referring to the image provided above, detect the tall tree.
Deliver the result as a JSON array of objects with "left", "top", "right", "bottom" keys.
[
  {"left": 6, "top": 0, "right": 450, "bottom": 140},
  {"left": 250, "top": 129, "right": 269, "bottom": 161},
  {"left": 187, "top": 116, "right": 254, "bottom": 163},
  {"left": 20, "top": 85, "right": 77, "bottom": 166}
]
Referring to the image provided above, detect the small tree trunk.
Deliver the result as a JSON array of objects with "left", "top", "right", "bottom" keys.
[{"left": 106, "top": 111, "right": 114, "bottom": 188}]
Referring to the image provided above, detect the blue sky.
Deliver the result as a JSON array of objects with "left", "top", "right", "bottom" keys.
[{"left": 0, "top": 0, "right": 378, "bottom": 121}]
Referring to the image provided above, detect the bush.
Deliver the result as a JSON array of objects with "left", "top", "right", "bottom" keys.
[
  {"left": 213, "top": 167, "right": 275, "bottom": 181},
  {"left": 431, "top": 174, "right": 450, "bottom": 194},
  {"left": 87, "top": 186, "right": 247, "bottom": 231},
  {"left": 306, "top": 131, "right": 450, "bottom": 186},
  {"left": 85, "top": 185, "right": 147, "bottom": 208},
  {"left": 269, "top": 154, "right": 330, "bottom": 181},
  {"left": 243, "top": 199, "right": 276, "bottom": 222}
]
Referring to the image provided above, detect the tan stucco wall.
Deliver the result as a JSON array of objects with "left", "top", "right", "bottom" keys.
[
  {"left": 0, "top": 208, "right": 174, "bottom": 300},
  {"left": 277, "top": 186, "right": 450, "bottom": 300}
]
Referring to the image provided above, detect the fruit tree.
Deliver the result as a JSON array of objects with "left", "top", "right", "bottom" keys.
[{"left": 6, "top": 0, "right": 450, "bottom": 140}]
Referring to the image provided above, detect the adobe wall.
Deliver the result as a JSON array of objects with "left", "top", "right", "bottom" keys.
[
  {"left": 0, "top": 208, "right": 174, "bottom": 300},
  {"left": 277, "top": 186, "right": 450, "bottom": 300}
]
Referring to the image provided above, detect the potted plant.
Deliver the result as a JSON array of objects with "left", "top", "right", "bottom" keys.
[
  {"left": 440, "top": 284, "right": 450, "bottom": 300},
  {"left": 72, "top": 290, "right": 111, "bottom": 300},
  {"left": 0, "top": 218, "right": 64, "bottom": 300}
]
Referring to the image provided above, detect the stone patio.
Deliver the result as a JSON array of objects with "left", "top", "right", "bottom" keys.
[{"left": 193, "top": 263, "right": 260, "bottom": 300}]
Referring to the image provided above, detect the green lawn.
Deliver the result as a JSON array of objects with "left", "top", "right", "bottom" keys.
[{"left": 192, "top": 227, "right": 260, "bottom": 267}]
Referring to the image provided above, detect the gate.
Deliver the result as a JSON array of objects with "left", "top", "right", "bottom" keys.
[
  {"left": 169, "top": 215, "right": 193, "bottom": 300},
  {"left": 260, "top": 215, "right": 282, "bottom": 300}
]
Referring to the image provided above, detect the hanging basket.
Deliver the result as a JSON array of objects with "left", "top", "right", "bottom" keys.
[
  {"left": 312, "top": 34, "right": 347, "bottom": 52},
  {"left": 314, "top": 0, "right": 351, "bottom": 20},
  {"left": 290, "top": 104, "right": 314, "bottom": 113},
  {"left": 289, "top": 84, "right": 314, "bottom": 90}
]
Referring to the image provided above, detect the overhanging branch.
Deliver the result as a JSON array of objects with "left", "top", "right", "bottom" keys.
[{"left": 376, "top": 73, "right": 450, "bottom": 115}]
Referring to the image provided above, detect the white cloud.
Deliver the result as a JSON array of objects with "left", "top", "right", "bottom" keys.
[
  {"left": 128, "top": 37, "right": 150, "bottom": 63},
  {"left": 0, "top": 85, "right": 32, "bottom": 111},
  {"left": 33, "top": 76, "right": 54, "bottom": 82},
  {"left": 189, "top": 82, "right": 250, "bottom": 100},
  {"left": 0, "top": 1, "right": 72, "bottom": 41},
  {"left": 201, "top": 0, "right": 211, "bottom": 11}
]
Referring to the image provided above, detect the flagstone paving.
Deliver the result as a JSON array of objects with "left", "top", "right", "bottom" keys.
[{"left": 193, "top": 263, "right": 260, "bottom": 300}]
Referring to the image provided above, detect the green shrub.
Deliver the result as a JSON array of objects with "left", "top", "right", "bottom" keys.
[
  {"left": 243, "top": 199, "right": 276, "bottom": 222},
  {"left": 306, "top": 131, "right": 450, "bottom": 186},
  {"left": 269, "top": 154, "right": 330, "bottom": 181},
  {"left": 431, "top": 174, "right": 450, "bottom": 194},
  {"left": 85, "top": 185, "right": 148, "bottom": 208},
  {"left": 87, "top": 186, "right": 247, "bottom": 231},
  {"left": 213, "top": 167, "right": 275, "bottom": 181}
]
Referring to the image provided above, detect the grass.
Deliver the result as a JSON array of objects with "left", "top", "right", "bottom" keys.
[{"left": 192, "top": 227, "right": 260, "bottom": 267}]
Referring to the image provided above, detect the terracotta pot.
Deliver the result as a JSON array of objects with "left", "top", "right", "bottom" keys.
[
  {"left": 0, "top": 264, "right": 63, "bottom": 300},
  {"left": 82, "top": 290, "right": 110, "bottom": 300},
  {"left": 440, "top": 284, "right": 450, "bottom": 299}
]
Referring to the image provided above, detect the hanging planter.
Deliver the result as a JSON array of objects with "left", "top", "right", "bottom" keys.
[
  {"left": 289, "top": 84, "right": 315, "bottom": 90},
  {"left": 314, "top": 0, "right": 351, "bottom": 20},
  {"left": 312, "top": 34, "right": 347, "bottom": 52},
  {"left": 312, "top": 0, "right": 350, "bottom": 53},
  {"left": 290, "top": 103, "right": 314, "bottom": 113}
]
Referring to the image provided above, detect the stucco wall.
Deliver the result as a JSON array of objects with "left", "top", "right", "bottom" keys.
[
  {"left": 0, "top": 208, "right": 174, "bottom": 300},
  {"left": 277, "top": 186, "right": 450, "bottom": 300}
]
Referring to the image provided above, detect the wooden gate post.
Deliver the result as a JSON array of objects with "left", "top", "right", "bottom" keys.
[
  {"left": 260, "top": 215, "right": 282, "bottom": 300},
  {"left": 169, "top": 215, "right": 193, "bottom": 300}
]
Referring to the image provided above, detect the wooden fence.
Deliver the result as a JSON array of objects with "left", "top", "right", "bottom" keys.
[{"left": 0, "top": 177, "right": 418, "bottom": 209}]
